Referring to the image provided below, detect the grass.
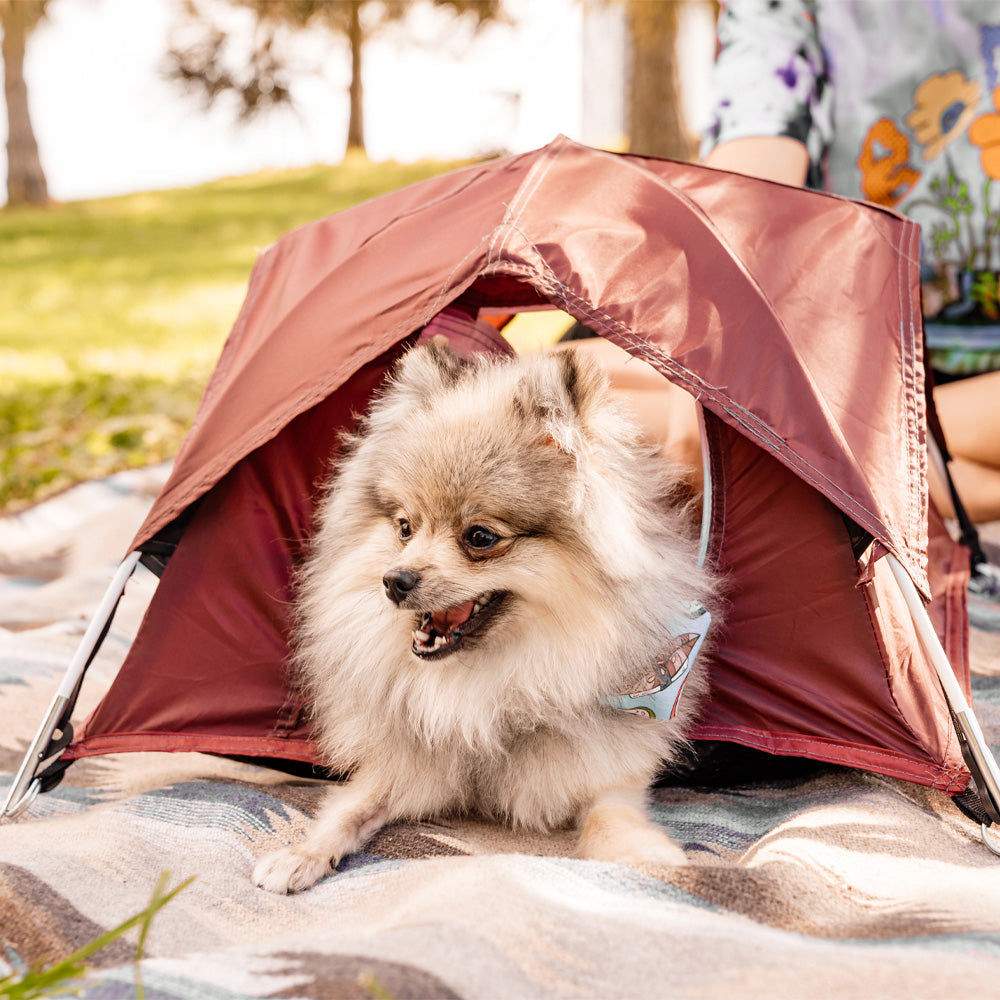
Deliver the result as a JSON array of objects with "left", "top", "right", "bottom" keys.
[
  {"left": 0, "top": 871, "right": 193, "bottom": 998},
  {"left": 0, "top": 156, "right": 475, "bottom": 513}
]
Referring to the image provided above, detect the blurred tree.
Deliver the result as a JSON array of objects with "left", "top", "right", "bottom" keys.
[
  {"left": 1, "top": 0, "right": 50, "bottom": 207},
  {"left": 626, "top": 0, "right": 689, "bottom": 160},
  {"left": 165, "top": 0, "right": 508, "bottom": 157},
  {"left": 593, "top": 0, "right": 716, "bottom": 161}
]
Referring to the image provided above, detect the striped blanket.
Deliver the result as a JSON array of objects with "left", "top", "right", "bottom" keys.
[{"left": 3, "top": 468, "right": 1000, "bottom": 999}]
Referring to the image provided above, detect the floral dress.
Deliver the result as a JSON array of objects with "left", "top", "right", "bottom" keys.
[{"left": 702, "top": 0, "right": 1000, "bottom": 377}]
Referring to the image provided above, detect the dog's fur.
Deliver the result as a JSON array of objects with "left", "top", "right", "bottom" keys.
[{"left": 253, "top": 340, "right": 719, "bottom": 894}]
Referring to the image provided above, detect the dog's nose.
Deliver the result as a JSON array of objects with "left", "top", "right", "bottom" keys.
[{"left": 383, "top": 569, "right": 420, "bottom": 605}]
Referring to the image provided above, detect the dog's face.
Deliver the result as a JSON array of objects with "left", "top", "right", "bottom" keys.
[
  {"left": 379, "top": 502, "right": 528, "bottom": 659},
  {"left": 369, "top": 358, "right": 587, "bottom": 661},
  {"left": 346, "top": 341, "right": 621, "bottom": 664}
]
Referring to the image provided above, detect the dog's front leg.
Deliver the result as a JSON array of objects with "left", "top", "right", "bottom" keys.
[
  {"left": 576, "top": 783, "right": 687, "bottom": 871},
  {"left": 253, "top": 775, "right": 387, "bottom": 894}
]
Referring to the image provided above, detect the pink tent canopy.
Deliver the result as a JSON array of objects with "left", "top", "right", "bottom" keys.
[{"left": 33, "top": 137, "right": 980, "bottom": 797}]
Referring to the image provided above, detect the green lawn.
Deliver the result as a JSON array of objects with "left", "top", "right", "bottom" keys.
[{"left": 0, "top": 157, "right": 474, "bottom": 513}]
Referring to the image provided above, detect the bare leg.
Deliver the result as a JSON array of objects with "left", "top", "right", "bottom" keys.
[
  {"left": 576, "top": 784, "right": 687, "bottom": 870},
  {"left": 931, "top": 372, "right": 1000, "bottom": 523},
  {"left": 932, "top": 456, "right": 1000, "bottom": 523},
  {"left": 253, "top": 776, "right": 387, "bottom": 894},
  {"left": 934, "top": 372, "right": 1000, "bottom": 468}
]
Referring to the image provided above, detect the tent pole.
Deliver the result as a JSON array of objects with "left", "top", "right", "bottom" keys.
[
  {"left": 696, "top": 403, "right": 712, "bottom": 571},
  {"left": 1, "top": 551, "right": 142, "bottom": 822},
  {"left": 886, "top": 553, "right": 1000, "bottom": 854}
]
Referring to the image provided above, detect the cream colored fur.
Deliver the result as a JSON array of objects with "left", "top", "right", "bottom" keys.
[{"left": 253, "top": 341, "right": 719, "bottom": 894}]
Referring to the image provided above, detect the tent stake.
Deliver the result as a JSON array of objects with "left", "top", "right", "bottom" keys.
[
  {"left": 887, "top": 553, "right": 1000, "bottom": 855},
  {"left": 1, "top": 551, "right": 142, "bottom": 822}
]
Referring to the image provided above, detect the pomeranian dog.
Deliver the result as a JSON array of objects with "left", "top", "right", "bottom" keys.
[{"left": 253, "top": 337, "right": 719, "bottom": 894}]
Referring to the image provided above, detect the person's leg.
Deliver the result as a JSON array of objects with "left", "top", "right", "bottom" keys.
[
  {"left": 933, "top": 456, "right": 1000, "bottom": 523},
  {"left": 928, "top": 370, "right": 1000, "bottom": 629},
  {"left": 932, "top": 371, "right": 1000, "bottom": 523}
]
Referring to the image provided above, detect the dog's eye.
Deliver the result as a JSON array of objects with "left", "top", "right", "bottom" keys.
[
  {"left": 397, "top": 519, "right": 412, "bottom": 541},
  {"left": 464, "top": 525, "right": 500, "bottom": 551}
]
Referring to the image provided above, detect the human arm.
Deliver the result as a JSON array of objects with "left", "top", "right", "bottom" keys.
[
  {"left": 700, "top": 0, "right": 830, "bottom": 189},
  {"left": 702, "top": 135, "right": 810, "bottom": 187}
]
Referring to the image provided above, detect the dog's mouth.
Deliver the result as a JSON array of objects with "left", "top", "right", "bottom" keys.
[{"left": 411, "top": 590, "right": 509, "bottom": 659}]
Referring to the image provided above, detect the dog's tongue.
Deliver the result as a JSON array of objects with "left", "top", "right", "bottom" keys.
[{"left": 431, "top": 600, "right": 476, "bottom": 634}]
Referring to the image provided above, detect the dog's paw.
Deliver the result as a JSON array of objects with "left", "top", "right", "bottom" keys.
[
  {"left": 253, "top": 846, "right": 335, "bottom": 894},
  {"left": 580, "top": 823, "right": 688, "bottom": 870},
  {"left": 618, "top": 831, "right": 689, "bottom": 872},
  {"left": 577, "top": 802, "right": 688, "bottom": 872}
]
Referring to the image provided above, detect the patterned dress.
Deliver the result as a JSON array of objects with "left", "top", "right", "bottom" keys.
[{"left": 702, "top": 0, "right": 1000, "bottom": 377}]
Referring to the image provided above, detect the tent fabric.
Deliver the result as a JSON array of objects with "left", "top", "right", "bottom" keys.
[
  {"left": 64, "top": 136, "right": 971, "bottom": 793},
  {"left": 130, "top": 135, "right": 928, "bottom": 590},
  {"left": 692, "top": 416, "right": 968, "bottom": 789}
]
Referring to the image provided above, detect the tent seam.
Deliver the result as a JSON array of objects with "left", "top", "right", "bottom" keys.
[{"left": 491, "top": 139, "right": 567, "bottom": 267}]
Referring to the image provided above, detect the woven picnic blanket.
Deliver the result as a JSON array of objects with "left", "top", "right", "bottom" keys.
[{"left": 3, "top": 468, "right": 1000, "bottom": 999}]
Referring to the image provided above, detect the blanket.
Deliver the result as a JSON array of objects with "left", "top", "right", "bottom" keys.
[{"left": 3, "top": 468, "right": 1000, "bottom": 1000}]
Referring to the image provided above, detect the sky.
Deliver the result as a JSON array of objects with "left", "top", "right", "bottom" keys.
[{"left": 4, "top": 0, "right": 715, "bottom": 203}]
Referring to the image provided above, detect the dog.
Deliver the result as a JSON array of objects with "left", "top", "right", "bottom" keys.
[{"left": 253, "top": 338, "right": 719, "bottom": 894}]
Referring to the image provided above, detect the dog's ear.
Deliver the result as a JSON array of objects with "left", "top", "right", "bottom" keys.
[
  {"left": 515, "top": 349, "right": 610, "bottom": 456},
  {"left": 368, "top": 337, "right": 465, "bottom": 427},
  {"left": 394, "top": 337, "right": 465, "bottom": 397}
]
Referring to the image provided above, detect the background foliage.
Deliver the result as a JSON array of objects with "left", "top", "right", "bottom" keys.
[{"left": 0, "top": 157, "right": 470, "bottom": 512}]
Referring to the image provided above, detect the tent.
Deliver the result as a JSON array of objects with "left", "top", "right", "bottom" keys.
[{"left": 5, "top": 136, "right": 1000, "bottom": 847}]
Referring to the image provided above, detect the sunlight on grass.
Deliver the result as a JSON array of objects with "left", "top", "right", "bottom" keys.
[
  {"left": 502, "top": 309, "right": 574, "bottom": 353},
  {"left": 128, "top": 282, "right": 248, "bottom": 338},
  {"left": 1, "top": 157, "right": 475, "bottom": 513}
]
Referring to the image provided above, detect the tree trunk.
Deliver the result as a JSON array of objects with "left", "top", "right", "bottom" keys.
[
  {"left": 345, "top": 0, "right": 365, "bottom": 155},
  {"left": 626, "top": 0, "right": 693, "bottom": 161},
  {"left": 1, "top": 1, "right": 49, "bottom": 206}
]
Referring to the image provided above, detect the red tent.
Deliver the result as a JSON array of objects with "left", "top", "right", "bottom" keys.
[{"left": 6, "top": 137, "right": 999, "bottom": 833}]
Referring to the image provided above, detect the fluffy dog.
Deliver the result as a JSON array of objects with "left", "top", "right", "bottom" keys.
[{"left": 253, "top": 339, "right": 719, "bottom": 894}]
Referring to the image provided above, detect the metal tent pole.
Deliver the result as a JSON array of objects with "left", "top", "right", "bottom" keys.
[
  {"left": 1, "top": 551, "right": 142, "bottom": 821},
  {"left": 887, "top": 553, "right": 1000, "bottom": 855}
]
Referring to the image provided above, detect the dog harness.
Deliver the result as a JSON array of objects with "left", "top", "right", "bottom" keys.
[{"left": 605, "top": 606, "right": 712, "bottom": 720}]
